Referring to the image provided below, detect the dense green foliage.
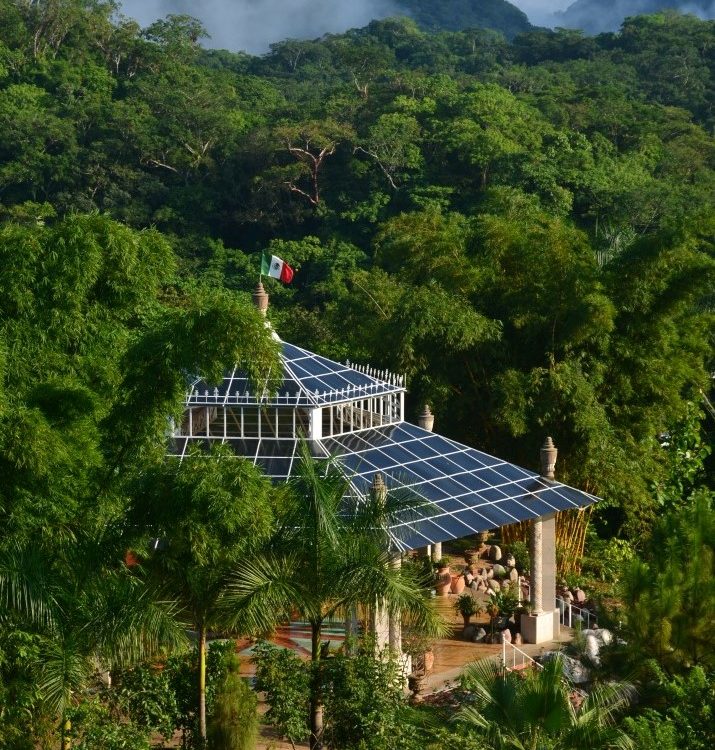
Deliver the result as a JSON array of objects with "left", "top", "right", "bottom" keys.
[
  {"left": 396, "top": 0, "right": 532, "bottom": 37},
  {"left": 0, "top": 2, "right": 713, "bottom": 747},
  {"left": 0, "top": 210, "right": 277, "bottom": 746},
  {"left": 1, "top": 0, "right": 711, "bottom": 534},
  {"left": 254, "top": 640, "right": 420, "bottom": 750},
  {"left": 458, "top": 655, "right": 635, "bottom": 749}
]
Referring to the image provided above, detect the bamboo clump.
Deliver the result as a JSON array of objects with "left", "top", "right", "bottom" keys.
[{"left": 499, "top": 507, "right": 592, "bottom": 577}]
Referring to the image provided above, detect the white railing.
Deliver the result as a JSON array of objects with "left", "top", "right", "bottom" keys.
[
  {"left": 556, "top": 597, "right": 597, "bottom": 630},
  {"left": 502, "top": 640, "right": 543, "bottom": 672}
]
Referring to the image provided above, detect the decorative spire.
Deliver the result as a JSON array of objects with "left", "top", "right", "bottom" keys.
[
  {"left": 540, "top": 437, "right": 558, "bottom": 480},
  {"left": 418, "top": 404, "right": 434, "bottom": 432},
  {"left": 252, "top": 282, "right": 269, "bottom": 316}
]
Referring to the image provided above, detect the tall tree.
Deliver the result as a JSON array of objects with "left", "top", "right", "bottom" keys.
[
  {"left": 129, "top": 446, "right": 276, "bottom": 745},
  {"left": 221, "top": 445, "right": 445, "bottom": 750}
]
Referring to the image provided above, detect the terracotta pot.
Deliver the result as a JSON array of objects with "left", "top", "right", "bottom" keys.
[
  {"left": 451, "top": 574, "right": 466, "bottom": 595},
  {"left": 435, "top": 566, "right": 451, "bottom": 596},
  {"left": 435, "top": 580, "right": 451, "bottom": 597}
]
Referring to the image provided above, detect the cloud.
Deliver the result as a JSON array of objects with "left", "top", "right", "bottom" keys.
[{"left": 118, "top": 0, "right": 399, "bottom": 54}]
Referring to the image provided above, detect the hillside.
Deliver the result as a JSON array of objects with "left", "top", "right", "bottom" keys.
[
  {"left": 397, "top": 0, "right": 533, "bottom": 37},
  {"left": 556, "top": 0, "right": 715, "bottom": 34}
]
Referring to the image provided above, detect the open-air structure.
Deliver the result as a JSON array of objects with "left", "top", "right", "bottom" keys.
[{"left": 169, "top": 284, "right": 598, "bottom": 646}]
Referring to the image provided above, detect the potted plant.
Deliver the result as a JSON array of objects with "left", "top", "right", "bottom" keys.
[
  {"left": 402, "top": 630, "right": 435, "bottom": 674},
  {"left": 407, "top": 671, "right": 428, "bottom": 702},
  {"left": 487, "top": 585, "right": 520, "bottom": 641},
  {"left": 463, "top": 547, "right": 480, "bottom": 565},
  {"left": 454, "top": 593, "right": 482, "bottom": 629}
]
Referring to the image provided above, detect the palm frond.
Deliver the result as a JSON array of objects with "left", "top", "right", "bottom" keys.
[
  {"left": 0, "top": 543, "right": 61, "bottom": 629},
  {"left": 220, "top": 552, "right": 309, "bottom": 635},
  {"left": 82, "top": 571, "right": 188, "bottom": 667},
  {"left": 37, "top": 633, "right": 93, "bottom": 716}
]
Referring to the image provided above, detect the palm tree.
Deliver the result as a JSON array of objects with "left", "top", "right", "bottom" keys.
[
  {"left": 0, "top": 539, "right": 186, "bottom": 749},
  {"left": 221, "top": 443, "right": 446, "bottom": 750},
  {"left": 456, "top": 654, "right": 635, "bottom": 750}
]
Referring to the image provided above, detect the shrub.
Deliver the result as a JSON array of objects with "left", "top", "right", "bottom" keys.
[
  {"left": 322, "top": 646, "right": 415, "bottom": 750},
  {"left": 253, "top": 642, "right": 310, "bottom": 745},
  {"left": 117, "top": 663, "right": 180, "bottom": 740},
  {"left": 207, "top": 654, "right": 258, "bottom": 750},
  {"left": 507, "top": 540, "right": 529, "bottom": 574},
  {"left": 66, "top": 699, "right": 150, "bottom": 750}
]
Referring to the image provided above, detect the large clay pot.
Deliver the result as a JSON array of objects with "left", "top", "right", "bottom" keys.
[
  {"left": 435, "top": 565, "right": 451, "bottom": 596},
  {"left": 451, "top": 574, "right": 466, "bottom": 595}
]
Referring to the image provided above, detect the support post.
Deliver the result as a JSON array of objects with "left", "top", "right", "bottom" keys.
[
  {"left": 432, "top": 542, "right": 442, "bottom": 562},
  {"left": 522, "top": 437, "right": 560, "bottom": 644}
]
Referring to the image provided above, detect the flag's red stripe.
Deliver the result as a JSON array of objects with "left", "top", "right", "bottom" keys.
[{"left": 280, "top": 262, "right": 294, "bottom": 284}]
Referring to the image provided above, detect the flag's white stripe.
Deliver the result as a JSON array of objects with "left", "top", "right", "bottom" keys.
[{"left": 268, "top": 255, "right": 284, "bottom": 279}]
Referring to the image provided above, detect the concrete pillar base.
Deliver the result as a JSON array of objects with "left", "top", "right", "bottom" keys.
[{"left": 521, "top": 610, "right": 558, "bottom": 644}]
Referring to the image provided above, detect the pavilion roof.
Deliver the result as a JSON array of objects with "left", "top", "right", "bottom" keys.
[
  {"left": 186, "top": 341, "right": 403, "bottom": 408},
  {"left": 323, "top": 422, "right": 598, "bottom": 552}
]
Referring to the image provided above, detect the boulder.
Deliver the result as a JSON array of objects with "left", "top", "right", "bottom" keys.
[
  {"left": 597, "top": 628, "right": 612, "bottom": 646},
  {"left": 486, "top": 567, "right": 494, "bottom": 579},
  {"left": 513, "top": 632, "right": 523, "bottom": 646},
  {"left": 492, "top": 564, "right": 507, "bottom": 578},
  {"left": 574, "top": 588, "right": 586, "bottom": 604},
  {"left": 543, "top": 652, "right": 590, "bottom": 684},
  {"left": 472, "top": 627, "right": 487, "bottom": 643},
  {"left": 488, "top": 579, "right": 501, "bottom": 592},
  {"left": 500, "top": 628, "right": 512, "bottom": 644},
  {"left": 509, "top": 567, "right": 519, "bottom": 583},
  {"left": 585, "top": 634, "right": 601, "bottom": 665},
  {"left": 501, "top": 579, "right": 511, "bottom": 589},
  {"left": 489, "top": 545, "right": 503, "bottom": 562},
  {"left": 463, "top": 624, "right": 476, "bottom": 641},
  {"left": 505, "top": 554, "right": 516, "bottom": 568}
]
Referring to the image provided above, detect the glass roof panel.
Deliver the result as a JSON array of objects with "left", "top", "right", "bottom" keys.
[
  {"left": 188, "top": 340, "right": 404, "bottom": 407},
  {"left": 322, "top": 422, "right": 597, "bottom": 550}
]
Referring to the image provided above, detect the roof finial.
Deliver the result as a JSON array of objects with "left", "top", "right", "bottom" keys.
[
  {"left": 418, "top": 404, "right": 434, "bottom": 432},
  {"left": 540, "top": 436, "right": 558, "bottom": 480},
  {"left": 252, "top": 282, "right": 269, "bottom": 316}
]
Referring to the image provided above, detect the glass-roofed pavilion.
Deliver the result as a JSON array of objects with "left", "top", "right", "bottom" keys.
[{"left": 169, "top": 284, "right": 598, "bottom": 644}]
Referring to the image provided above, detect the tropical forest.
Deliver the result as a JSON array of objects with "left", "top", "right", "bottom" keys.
[{"left": 0, "top": 1, "right": 713, "bottom": 749}]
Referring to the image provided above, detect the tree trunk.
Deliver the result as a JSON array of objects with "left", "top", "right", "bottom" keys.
[
  {"left": 198, "top": 622, "right": 207, "bottom": 747},
  {"left": 309, "top": 621, "right": 323, "bottom": 750}
]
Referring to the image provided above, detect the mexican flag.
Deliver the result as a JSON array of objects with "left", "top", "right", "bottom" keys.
[{"left": 261, "top": 252, "right": 294, "bottom": 284}]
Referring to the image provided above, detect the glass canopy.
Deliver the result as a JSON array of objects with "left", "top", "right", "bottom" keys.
[{"left": 170, "top": 337, "right": 597, "bottom": 551}]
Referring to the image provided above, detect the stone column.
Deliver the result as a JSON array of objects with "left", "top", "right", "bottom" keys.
[
  {"left": 530, "top": 516, "right": 544, "bottom": 615},
  {"left": 388, "top": 554, "right": 402, "bottom": 654},
  {"left": 418, "top": 407, "right": 436, "bottom": 562},
  {"left": 371, "top": 473, "right": 391, "bottom": 651},
  {"left": 522, "top": 437, "right": 559, "bottom": 644}
]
